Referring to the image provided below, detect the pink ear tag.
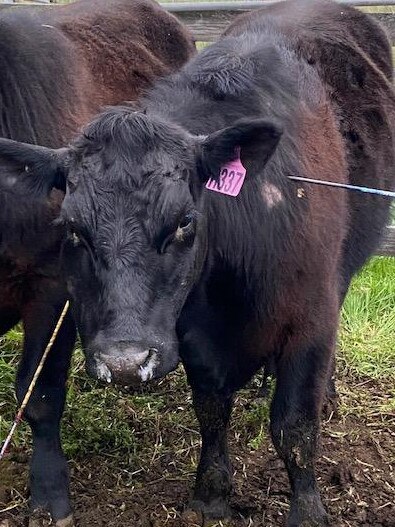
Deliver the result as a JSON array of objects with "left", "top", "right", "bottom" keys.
[{"left": 205, "top": 148, "right": 246, "bottom": 197}]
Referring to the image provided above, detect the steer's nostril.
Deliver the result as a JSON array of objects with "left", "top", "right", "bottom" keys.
[
  {"left": 139, "top": 347, "right": 158, "bottom": 381},
  {"left": 141, "top": 347, "right": 158, "bottom": 367},
  {"left": 94, "top": 361, "right": 112, "bottom": 384}
]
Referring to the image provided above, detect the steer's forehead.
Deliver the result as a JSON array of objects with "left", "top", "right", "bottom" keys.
[
  {"left": 63, "top": 108, "right": 196, "bottom": 227},
  {"left": 73, "top": 107, "right": 196, "bottom": 186}
]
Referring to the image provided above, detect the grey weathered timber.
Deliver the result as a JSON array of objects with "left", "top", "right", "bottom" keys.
[
  {"left": 373, "top": 12, "right": 395, "bottom": 42},
  {"left": 166, "top": 1, "right": 395, "bottom": 10},
  {"left": 377, "top": 226, "right": 395, "bottom": 256},
  {"left": 163, "top": 2, "right": 395, "bottom": 43}
]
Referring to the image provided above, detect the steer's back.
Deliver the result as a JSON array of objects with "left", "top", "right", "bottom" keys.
[
  {"left": 48, "top": 0, "right": 196, "bottom": 108},
  {"left": 226, "top": 0, "right": 395, "bottom": 284}
]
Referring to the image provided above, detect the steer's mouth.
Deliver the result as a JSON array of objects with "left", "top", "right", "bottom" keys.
[{"left": 85, "top": 342, "right": 179, "bottom": 386}]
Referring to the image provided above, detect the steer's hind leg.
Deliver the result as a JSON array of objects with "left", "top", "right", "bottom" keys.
[
  {"left": 270, "top": 336, "right": 334, "bottom": 527},
  {"left": 17, "top": 293, "right": 76, "bottom": 525},
  {"left": 323, "top": 273, "right": 355, "bottom": 418},
  {"left": 188, "top": 390, "right": 234, "bottom": 520}
]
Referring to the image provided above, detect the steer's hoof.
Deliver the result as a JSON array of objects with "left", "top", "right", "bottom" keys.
[
  {"left": 287, "top": 494, "right": 330, "bottom": 527},
  {"left": 187, "top": 498, "right": 231, "bottom": 522},
  {"left": 1, "top": 520, "right": 16, "bottom": 527},
  {"left": 182, "top": 508, "right": 204, "bottom": 526},
  {"left": 55, "top": 515, "right": 75, "bottom": 527},
  {"left": 182, "top": 509, "right": 233, "bottom": 527},
  {"left": 29, "top": 513, "right": 74, "bottom": 527},
  {"left": 29, "top": 510, "right": 51, "bottom": 527}
]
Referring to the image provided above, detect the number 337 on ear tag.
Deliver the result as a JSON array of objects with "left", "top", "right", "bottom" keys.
[{"left": 205, "top": 149, "right": 246, "bottom": 197}]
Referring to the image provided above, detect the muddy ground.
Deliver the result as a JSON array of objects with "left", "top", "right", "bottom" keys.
[{"left": 1, "top": 376, "right": 394, "bottom": 527}]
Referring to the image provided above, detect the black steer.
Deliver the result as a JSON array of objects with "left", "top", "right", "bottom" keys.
[{"left": 1, "top": 0, "right": 394, "bottom": 525}]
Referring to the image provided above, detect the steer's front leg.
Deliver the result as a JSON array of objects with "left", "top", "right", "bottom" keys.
[
  {"left": 17, "top": 291, "right": 76, "bottom": 526},
  {"left": 178, "top": 297, "right": 242, "bottom": 522},
  {"left": 189, "top": 390, "right": 234, "bottom": 520}
]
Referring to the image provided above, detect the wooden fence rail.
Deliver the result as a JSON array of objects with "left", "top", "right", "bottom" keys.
[
  {"left": 0, "top": 0, "right": 394, "bottom": 255},
  {"left": 377, "top": 226, "right": 395, "bottom": 256},
  {"left": 162, "top": 1, "right": 395, "bottom": 43}
]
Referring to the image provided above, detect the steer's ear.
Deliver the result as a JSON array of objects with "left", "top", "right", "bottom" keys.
[
  {"left": 198, "top": 118, "right": 282, "bottom": 183},
  {"left": 0, "top": 138, "right": 68, "bottom": 196}
]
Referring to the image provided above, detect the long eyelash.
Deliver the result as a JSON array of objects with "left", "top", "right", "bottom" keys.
[
  {"left": 156, "top": 227, "right": 174, "bottom": 254},
  {"left": 160, "top": 232, "right": 177, "bottom": 254},
  {"left": 157, "top": 211, "right": 197, "bottom": 254}
]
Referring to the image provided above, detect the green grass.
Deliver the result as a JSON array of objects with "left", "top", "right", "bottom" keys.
[{"left": 339, "top": 257, "right": 395, "bottom": 380}]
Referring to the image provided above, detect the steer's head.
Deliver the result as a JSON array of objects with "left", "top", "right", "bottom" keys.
[{"left": 0, "top": 107, "right": 281, "bottom": 385}]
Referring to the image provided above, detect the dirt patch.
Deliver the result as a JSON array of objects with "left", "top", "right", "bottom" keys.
[{"left": 1, "top": 379, "right": 394, "bottom": 527}]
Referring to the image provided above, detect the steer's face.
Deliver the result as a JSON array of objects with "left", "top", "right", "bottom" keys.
[
  {"left": 61, "top": 110, "right": 204, "bottom": 385},
  {"left": 0, "top": 107, "right": 281, "bottom": 385}
]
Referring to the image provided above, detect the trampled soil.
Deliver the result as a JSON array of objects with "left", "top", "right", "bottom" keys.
[{"left": 1, "top": 378, "right": 394, "bottom": 527}]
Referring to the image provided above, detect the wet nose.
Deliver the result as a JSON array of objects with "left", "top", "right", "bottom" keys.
[{"left": 86, "top": 342, "right": 159, "bottom": 386}]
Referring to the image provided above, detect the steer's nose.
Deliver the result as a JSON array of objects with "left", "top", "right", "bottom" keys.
[{"left": 86, "top": 342, "right": 159, "bottom": 386}]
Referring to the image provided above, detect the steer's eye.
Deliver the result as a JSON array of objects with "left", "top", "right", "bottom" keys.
[
  {"left": 65, "top": 225, "right": 97, "bottom": 265},
  {"left": 174, "top": 213, "right": 196, "bottom": 244},
  {"left": 179, "top": 214, "right": 193, "bottom": 229},
  {"left": 158, "top": 212, "right": 196, "bottom": 254},
  {"left": 178, "top": 213, "right": 194, "bottom": 232}
]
